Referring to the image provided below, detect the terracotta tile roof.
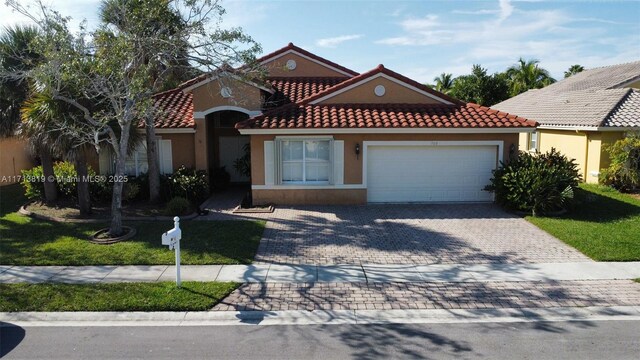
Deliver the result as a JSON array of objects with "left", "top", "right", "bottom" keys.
[
  {"left": 266, "top": 76, "right": 349, "bottom": 104},
  {"left": 236, "top": 103, "right": 536, "bottom": 130},
  {"left": 257, "top": 42, "right": 359, "bottom": 77},
  {"left": 149, "top": 89, "right": 195, "bottom": 128},
  {"left": 300, "top": 64, "right": 464, "bottom": 105}
]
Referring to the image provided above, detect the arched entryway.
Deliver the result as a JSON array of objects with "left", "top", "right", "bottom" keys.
[{"left": 206, "top": 109, "right": 250, "bottom": 184}]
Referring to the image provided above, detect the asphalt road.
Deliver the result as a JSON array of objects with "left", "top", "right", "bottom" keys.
[{"left": 2, "top": 320, "right": 639, "bottom": 359}]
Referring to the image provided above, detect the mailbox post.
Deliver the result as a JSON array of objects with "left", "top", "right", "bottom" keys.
[{"left": 161, "top": 216, "right": 182, "bottom": 287}]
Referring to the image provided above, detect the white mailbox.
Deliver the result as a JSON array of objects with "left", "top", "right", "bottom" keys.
[
  {"left": 162, "top": 216, "right": 182, "bottom": 287},
  {"left": 162, "top": 217, "right": 182, "bottom": 249}
]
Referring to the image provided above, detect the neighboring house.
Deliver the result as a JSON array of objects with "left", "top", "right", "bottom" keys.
[
  {"left": 0, "top": 137, "right": 34, "bottom": 185},
  {"left": 494, "top": 61, "right": 640, "bottom": 183},
  {"left": 128, "top": 43, "right": 535, "bottom": 204}
]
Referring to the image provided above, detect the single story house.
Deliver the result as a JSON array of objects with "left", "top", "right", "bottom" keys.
[
  {"left": 104, "top": 43, "right": 536, "bottom": 204},
  {"left": 494, "top": 61, "right": 640, "bottom": 183}
]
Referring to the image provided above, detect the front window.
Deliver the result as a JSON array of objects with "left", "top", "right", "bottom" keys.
[
  {"left": 281, "top": 140, "right": 331, "bottom": 183},
  {"left": 529, "top": 131, "right": 538, "bottom": 151}
]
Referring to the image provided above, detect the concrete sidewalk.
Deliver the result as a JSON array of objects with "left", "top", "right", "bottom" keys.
[{"left": 1, "top": 262, "right": 639, "bottom": 284}]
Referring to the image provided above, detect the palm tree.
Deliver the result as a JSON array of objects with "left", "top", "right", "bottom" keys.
[
  {"left": 433, "top": 73, "right": 454, "bottom": 95},
  {"left": 20, "top": 89, "right": 94, "bottom": 215},
  {"left": 564, "top": 64, "right": 584, "bottom": 78},
  {"left": 506, "top": 58, "right": 556, "bottom": 96},
  {"left": 0, "top": 25, "right": 58, "bottom": 203}
]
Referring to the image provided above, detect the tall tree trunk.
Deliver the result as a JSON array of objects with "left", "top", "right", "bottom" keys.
[
  {"left": 75, "top": 149, "right": 92, "bottom": 216},
  {"left": 109, "top": 121, "right": 131, "bottom": 237},
  {"left": 40, "top": 149, "right": 57, "bottom": 204},
  {"left": 145, "top": 116, "right": 160, "bottom": 203}
]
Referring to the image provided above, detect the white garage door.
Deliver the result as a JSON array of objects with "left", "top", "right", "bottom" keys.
[{"left": 366, "top": 145, "right": 498, "bottom": 203}]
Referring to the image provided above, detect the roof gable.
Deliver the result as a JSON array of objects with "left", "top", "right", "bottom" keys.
[
  {"left": 258, "top": 43, "right": 359, "bottom": 78},
  {"left": 304, "top": 65, "right": 460, "bottom": 106}
]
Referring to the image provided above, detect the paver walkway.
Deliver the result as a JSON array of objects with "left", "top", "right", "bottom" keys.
[
  {"left": 200, "top": 197, "right": 589, "bottom": 265},
  {"left": 1, "top": 262, "right": 639, "bottom": 284},
  {"left": 213, "top": 280, "right": 640, "bottom": 311}
]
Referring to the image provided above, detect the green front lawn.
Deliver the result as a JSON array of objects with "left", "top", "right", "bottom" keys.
[
  {"left": 0, "top": 282, "right": 238, "bottom": 312},
  {"left": 0, "top": 184, "right": 265, "bottom": 265},
  {"left": 526, "top": 184, "right": 640, "bottom": 261}
]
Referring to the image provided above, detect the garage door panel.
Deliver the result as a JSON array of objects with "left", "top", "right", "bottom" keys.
[{"left": 367, "top": 145, "right": 497, "bottom": 203}]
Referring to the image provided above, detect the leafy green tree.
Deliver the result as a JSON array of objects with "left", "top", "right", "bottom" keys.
[
  {"left": 449, "top": 65, "right": 510, "bottom": 106},
  {"left": 0, "top": 25, "right": 59, "bottom": 204},
  {"left": 506, "top": 58, "right": 555, "bottom": 96},
  {"left": 564, "top": 64, "right": 584, "bottom": 78},
  {"left": 5, "top": 0, "right": 261, "bottom": 236},
  {"left": 433, "top": 73, "right": 454, "bottom": 95}
]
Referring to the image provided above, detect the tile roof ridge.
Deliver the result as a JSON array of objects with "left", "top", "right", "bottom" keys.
[
  {"left": 152, "top": 87, "right": 186, "bottom": 98},
  {"left": 256, "top": 42, "right": 360, "bottom": 76}
]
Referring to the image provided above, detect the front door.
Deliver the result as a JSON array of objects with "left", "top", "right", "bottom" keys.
[{"left": 219, "top": 136, "right": 250, "bottom": 183}]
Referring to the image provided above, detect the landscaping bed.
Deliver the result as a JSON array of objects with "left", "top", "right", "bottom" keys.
[
  {"left": 0, "top": 282, "right": 238, "bottom": 312},
  {"left": 1, "top": 184, "right": 266, "bottom": 266},
  {"left": 526, "top": 184, "right": 640, "bottom": 261}
]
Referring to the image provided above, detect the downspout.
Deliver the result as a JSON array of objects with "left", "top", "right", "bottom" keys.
[{"left": 579, "top": 129, "right": 589, "bottom": 183}]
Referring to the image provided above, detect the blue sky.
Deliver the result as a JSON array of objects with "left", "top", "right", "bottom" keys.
[{"left": 2, "top": 0, "right": 639, "bottom": 83}]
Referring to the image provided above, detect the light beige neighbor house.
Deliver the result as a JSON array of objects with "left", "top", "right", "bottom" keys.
[
  {"left": 0, "top": 137, "right": 34, "bottom": 185},
  {"left": 100, "top": 43, "right": 536, "bottom": 205},
  {"left": 494, "top": 61, "right": 640, "bottom": 183}
]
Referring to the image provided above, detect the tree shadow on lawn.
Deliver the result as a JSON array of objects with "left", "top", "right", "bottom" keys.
[
  {"left": 560, "top": 187, "right": 640, "bottom": 223},
  {"left": 0, "top": 214, "right": 263, "bottom": 265}
]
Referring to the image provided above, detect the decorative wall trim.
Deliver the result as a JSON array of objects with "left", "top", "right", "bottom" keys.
[
  {"left": 252, "top": 184, "right": 365, "bottom": 190},
  {"left": 194, "top": 106, "right": 262, "bottom": 119}
]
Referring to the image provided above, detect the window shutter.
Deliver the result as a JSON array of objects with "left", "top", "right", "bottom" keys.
[
  {"left": 264, "top": 141, "right": 275, "bottom": 185},
  {"left": 159, "top": 139, "right": 173, "bottom": 174},
  {"left": 98, "top": 146, "right": 112, "bottom": 175},
  {"left": 333, "top": 140, "right": 344, "bottom": 185}
]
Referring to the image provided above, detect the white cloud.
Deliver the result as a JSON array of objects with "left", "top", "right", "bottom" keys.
[
  {"left": 498, "top": 0, "right": 514, "bottom": 21},
  {"left": 377, "top": 0, "right": 640, "bottom": 80},
  {"left": 316, "top": 34, "right": 363, "bottom": 48}
]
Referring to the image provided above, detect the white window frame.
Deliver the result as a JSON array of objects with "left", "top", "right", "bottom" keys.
[
  {"left": 275, "top": 136, "right": 333, "bottom": 185},
  {"left": 528, "top": 131, "right": 539, "bottom": 152}
]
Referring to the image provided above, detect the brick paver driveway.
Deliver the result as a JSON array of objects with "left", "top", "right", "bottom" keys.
[
  {"left": 201, "top": 195, "right": 589, "bottom": 265},
  {"left": 243, "top": 204, "right": 590, "bottom": 265}
]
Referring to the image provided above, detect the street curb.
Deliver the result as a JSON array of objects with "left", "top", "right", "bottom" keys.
[{"left": 2, "top": 306, "right": 640, "bottom": 327}]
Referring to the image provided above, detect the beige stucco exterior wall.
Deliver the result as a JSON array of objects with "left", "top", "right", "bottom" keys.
[
  {"left": 262, "top": 53, "right": 348, "bottom": 78},
  {"left": 318, "top": 77, "right": 443, "bottom": 105},
  {"left": 518, "top": 133, "right": 529, "bottom": 151},
  {"left": 191, "top": 80, "right": 263, "bottom": 113},
  {"left": 250, "top": 132, "right": 520, "bottom": 205},
  {"left": 0, "top": 137, "right": 34, "bottom": 185},
  {"left": 536, "top": 129, "right": 627, "bottom": 184},
  {"left": 160, "top": 133, "right": 196, "bottom": 170}
]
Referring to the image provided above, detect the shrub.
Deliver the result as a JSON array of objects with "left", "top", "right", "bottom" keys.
[
  {"left": 233, "top": 143, "right": 251, "bottom": 179},
  {"left": 164, "top": 196, "right": 192, "bottom": 216},
  {"left": 164, "top": 166, "right": 209, "bottom": 204},
  {"left": 21, "top": 161, "right": 97, "bottom": 201},
  {"left": 485, "top": 148, "right": 581, "bottom": 216},
  {"left": 53, "top": 161, "right": 78, "bottom": 198},
  {"left": 122, "top": 182, "right": 140, "bottom": 202},
  {"left": 599, "top": 132, "right": 640, "bottom": 192},
  {"left": 20, "top": 165, "right": 45, "bottom": 200},
  {"left": 89, "top": 175, "right": 112, "bottom": 203}
]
